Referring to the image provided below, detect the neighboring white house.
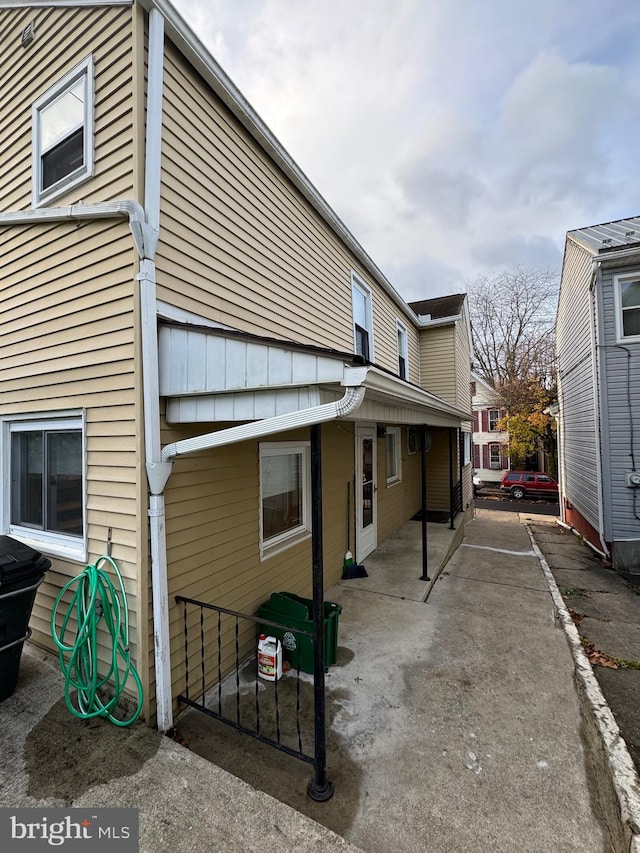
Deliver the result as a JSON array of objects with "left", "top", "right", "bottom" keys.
[{"left": 471, "top": 372, "right": 509, "bottom": 483}]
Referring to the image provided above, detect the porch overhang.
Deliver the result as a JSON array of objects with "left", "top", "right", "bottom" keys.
[{"left": 158, "top": 322, "right": 471, "bottom": 434}]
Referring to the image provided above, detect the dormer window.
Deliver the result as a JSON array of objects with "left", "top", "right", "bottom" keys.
[{"left": 32, "top": 57, "right": 94, "bottom": 205}]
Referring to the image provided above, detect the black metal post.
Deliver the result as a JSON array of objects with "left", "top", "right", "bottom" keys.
[
  {"left": 449, "top": 428, "right": 455, "bottom": 530},
  {"left": 420, "top": 425, "right": 430, "bottom": 581},
  {"left": 308, "top": 423, "right": 334, "bottom": 802},
  {"left": 459, "top": 429, "right": 464, "bottom": 493}
]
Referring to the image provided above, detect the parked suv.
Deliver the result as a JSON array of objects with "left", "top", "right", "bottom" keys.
[{"left": 500, "top": 471, "right": 559, "bottom": 500}]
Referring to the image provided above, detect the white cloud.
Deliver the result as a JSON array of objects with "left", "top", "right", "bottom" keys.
[{"left": 171, "top": 0, "right": 640, "bottom": 300}]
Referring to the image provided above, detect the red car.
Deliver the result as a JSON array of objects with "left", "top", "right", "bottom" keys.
[{"left": 500, "top": 471, "right": 559, "bottom": 500}]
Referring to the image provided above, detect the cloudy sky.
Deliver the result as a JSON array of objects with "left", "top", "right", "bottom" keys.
[{"left": 172, "top": 0, "right": 640, "bottom": 302}]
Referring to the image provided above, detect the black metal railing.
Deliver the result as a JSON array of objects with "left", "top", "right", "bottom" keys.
[
  {"left": 175, "top": 595, "right": 326, "bottom": 784},
  {"left": 453, "top": 479, "right": 463, "bottom": 515}
]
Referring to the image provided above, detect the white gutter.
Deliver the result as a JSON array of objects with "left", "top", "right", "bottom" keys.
[
  {"left": 161, "top": 384, "right": 366, "bottom": 465},
  {"left": 416, "top": 313, "right": 461, "bottom": 328},
  {"left": 0, "top": 200, "right": 153, "bottom": 257}
]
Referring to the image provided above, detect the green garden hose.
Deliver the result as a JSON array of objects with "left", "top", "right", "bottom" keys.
[{"left": 51, "top": 555, "right": 143, "bottom": 727}]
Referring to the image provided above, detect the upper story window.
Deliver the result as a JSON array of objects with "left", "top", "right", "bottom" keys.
[
  {"left": 488, "top": 409, "right": 500, "bottom": 431},
  {"left": 396, "top": 320, "right": 408, "bottom": 379},
  {"left": 32, "top": 57, "right": 94, "bottom": 206},
  {"left": 614, "top": 273, "right": 640, "bottom": 342},
  {"left": 3, "top": 413, "right": 86, "bottom": 562},
  {"left": 351, "top": 273, "right": 374, "bottom": 361}
]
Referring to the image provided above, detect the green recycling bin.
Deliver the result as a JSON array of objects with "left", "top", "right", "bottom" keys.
[{"left": 257, "top": 592, "right": 342, "bottom": 674}]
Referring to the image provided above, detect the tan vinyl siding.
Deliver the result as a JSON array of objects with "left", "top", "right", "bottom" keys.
[
  {"left": 418, "top": 325, "right": 456, "bottom": 402},
  {"left": 426, "top": 429, "right": 451, "bottom": 510},
  {"left": 454, "top": 311, "right": 472, "bottom": 413},
  {"left": 377, "top": 428, "right": 422, "bottom": 543},
  {"left": 156, "top": 41, "right": 407, "bottom": 375},
  {"left": 0, "top": 4, "right": 135, "bottom": 211},
  {"left": 0, "top": 217, "right": 140, "bottom": 685}
]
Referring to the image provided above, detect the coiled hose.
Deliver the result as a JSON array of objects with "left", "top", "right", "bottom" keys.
[{"left": 51, "top": 555, "right": 143, "bottom": 727}]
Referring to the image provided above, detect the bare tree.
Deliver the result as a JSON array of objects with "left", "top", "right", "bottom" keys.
[
  {"left": 466, "top": 266, "right": 559, "bottom": 472},
  {"left": 467, "top": 266, "right": 558, "bottom": 388}
]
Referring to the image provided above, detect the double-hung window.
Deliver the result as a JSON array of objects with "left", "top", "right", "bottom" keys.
[
  {"left": 614, "top": 273, "right": 640, "bottom": 342},
  {"left": 488, "top": 409, "right": 500, "bottom": 431},
  {"left": 4, "top": 415, "right": 86, "bottom": 560},
  {"left": 385, "top": 427, "right": 402, "bottom": 485},
  {"left": 351, "top": 273, "right": 374, "bottom": 361},
  {"left": 260, "top": 442, "right": 311, "bottom": 558},
  {"left": 396, "top": 320, "right": 408, "bottom": 380},
  {"left": 32, "top": 57, "right": 94, "bottom": 206}
]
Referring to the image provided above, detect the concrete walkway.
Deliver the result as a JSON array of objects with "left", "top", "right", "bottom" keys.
[
  {"left": 178, "top": 510, "right": 612, "bottom": 852},
  {"left": 0, "top": 509, "right": 627, "bottom": 851}
]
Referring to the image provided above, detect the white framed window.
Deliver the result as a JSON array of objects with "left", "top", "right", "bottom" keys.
[
  {"left": 463, "top": 432, "right": 471, "bottom": 465},
  {"left": 396, "top": 320, "right": 408, "bottom": 380},
  {"left": 385, "top": 427, "right": 402, "bottom": 485},
  {"left": 614, "top": 272, "right": 640, "bottom": 342},
  {"left": 489, "top": 442, "right": 501, "bottom": 470},
  {"left": 259, "top": 441, "right": 311, "bottom": 559},
  {"left": 488, "top": 409, "right": 500, "bottom": 431},
  {"left": 351, "top": 272, "right": 374, "bottom": 361},
  {"left": 32, "top": 57, "right": 94, "bottom": 206},
  {"left": 2, "top": 413, "right": 87, "bottom": 562}
]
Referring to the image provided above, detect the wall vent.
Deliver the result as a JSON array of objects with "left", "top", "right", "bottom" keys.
[{"left": 21, "top": 21, "right": 35, "bottom": 48}]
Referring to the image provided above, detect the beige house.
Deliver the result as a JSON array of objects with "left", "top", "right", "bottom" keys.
[{"left": 0, "top": 0, "right": 472, "bottom": 733}]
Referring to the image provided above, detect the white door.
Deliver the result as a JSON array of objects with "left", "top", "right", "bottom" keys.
[{"left": 355, "top": 425, "right": 377, "bottom": 560}]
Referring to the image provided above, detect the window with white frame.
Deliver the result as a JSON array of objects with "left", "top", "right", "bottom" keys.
[
  {"left": 489, "top": 442, "right": 501, "bottom": 469},
  {"left": 463, "top": 432, "right": 471, "bottom": 465},
  {"left": 385, "top": 427, "right": 402, "bottom": 485},
  {"left": 488, "top": 409, "right": 500, "bottom": 431},
  {"left": 32, "top": 57, "right": 94, "bottom": 206},
  {"left": 351, "top": 273, "right": 374, "bottom": 361},
  {"left": 259, "top": 442, "right": 311, "bottom": 557},
  {"left": 4, "top": 415, "right": 86, "bottom": 560},
  {"left": 396, "top": 320, "right": 408, "bottom": 379},
  {"left": 615, "top": 273, "right": 640, "bottom": 341}
]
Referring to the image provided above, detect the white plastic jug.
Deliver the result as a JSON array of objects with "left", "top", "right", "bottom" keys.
[{"left": 257, "top": 634, "right": 283, "bottom": 681}]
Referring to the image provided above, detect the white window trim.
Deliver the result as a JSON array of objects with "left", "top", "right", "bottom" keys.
[
  {"left": 488, "top": 408, "right": 500, "bottom": 431},
  {"left": 463, "top": 432, "right": 472, "bottom": 466},
  {"left": 351, "top": 271, "right": 375, "bottom": 361},
  {"left": 385, "top": 427, "right": 402, "bottom": 486},
  {"left": 396, "top": 318, "right": 408, "bottom": 380},
  {"left": 32, "top": 56, "right": 94, "bottom": 207},
  {"left": 614, "top": 271, "right": 640, "bottom": 343},
  {"left": 259, "top": 441, "right": 311, "bottom": 560},
  {"left": 1, "top": 411, "right": 87, "bottom": 563}
]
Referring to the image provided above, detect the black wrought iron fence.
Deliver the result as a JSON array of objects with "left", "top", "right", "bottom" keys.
[{"left": 175, "top": 595, "right": 329, "bottom": 795}]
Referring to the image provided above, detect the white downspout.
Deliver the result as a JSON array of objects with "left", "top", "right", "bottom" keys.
[
  {"left": 589, "top": 262, "right": 611, "bottom": 559},
  {"left": 140, "top": 8, "right": 174, "bottom": 731}
]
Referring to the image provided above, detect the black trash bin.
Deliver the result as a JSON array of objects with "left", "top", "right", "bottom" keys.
[{"left": 0, "top": 536, "right": 51, "bottom": 701}]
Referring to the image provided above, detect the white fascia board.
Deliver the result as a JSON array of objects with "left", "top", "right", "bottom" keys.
[{"left": 139, "top": 0, "right": 418, "bottom": 327}]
